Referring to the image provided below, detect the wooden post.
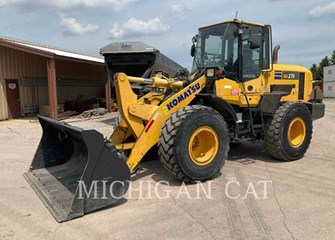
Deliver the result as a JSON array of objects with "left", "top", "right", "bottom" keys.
[
  {"left": 105, "top": 69, "right": 112, "bottom": 112},
  {"left": 47, "top": 58, "right": 58, "bottom": 119}
]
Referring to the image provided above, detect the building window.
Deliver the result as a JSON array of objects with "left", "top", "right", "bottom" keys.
[{"left": 329, "top": 70, "right": 332, "bottom": 75}]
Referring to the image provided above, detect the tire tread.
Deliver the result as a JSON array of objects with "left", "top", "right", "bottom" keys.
[
  {"left": 158, "top": 105, "right": 229, "bottom": 182},
  {"left": 264, "top": 102, "right": 313, "bottom": 161}
]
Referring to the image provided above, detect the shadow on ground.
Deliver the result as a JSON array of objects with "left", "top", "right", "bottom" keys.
[
  {"left": 130, "top": 142, "right": 282, "bottom": 186},
  {"left": 99, "top": 116, "right": 118, "bottom": 127},
  {"left": 228, "top": 142, "right": 283, "bottom": 164},
  {"left": 51, "top": 142, "right": 296, "bottom": 222}
]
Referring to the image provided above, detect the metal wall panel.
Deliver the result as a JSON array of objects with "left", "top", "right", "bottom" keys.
[
  {"left": 0, "top": 46, "right": 47, "bottom": 119},
  {"left": 0, "top": 45, "right": 106, "bottom": 120},
  {"left": 0, "top": 46, "right": 47, "bottom": 79},
  {"left": 0, "top": 79, "right": 8, "bottom": 120},
  {"left": 56, "top": 60, "right": 105, "bottom": 80},
  {"left": 20, "top": 78, "right": 104, "bottom": 87}
]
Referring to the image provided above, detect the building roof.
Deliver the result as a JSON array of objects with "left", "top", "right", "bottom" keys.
[{"left": 0, "top": 36, "right": 104, "bottom": 64}]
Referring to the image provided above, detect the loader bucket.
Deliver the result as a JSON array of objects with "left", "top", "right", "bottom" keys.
[{"left": 24, "top": 115, "right": 130, "bottom": 222}]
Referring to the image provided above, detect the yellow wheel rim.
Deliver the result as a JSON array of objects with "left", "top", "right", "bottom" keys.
[
  {"left": 188, "top": 126, "right": 219, "bottom": 166},
  {"left": 288, "top": 117, "right": 306, "bottom": 148}
]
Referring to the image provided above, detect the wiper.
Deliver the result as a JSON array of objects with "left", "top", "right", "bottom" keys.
[{"left": 190, "top": 66, "right": 204, "bottom": 76}]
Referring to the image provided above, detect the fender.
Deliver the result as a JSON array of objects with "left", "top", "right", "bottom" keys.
[
  {"left": 261, "top": 84, "right": 294, "bottom": 116},
  {"left": 196, "top": 94, "right": 238, "bottom": 122}
]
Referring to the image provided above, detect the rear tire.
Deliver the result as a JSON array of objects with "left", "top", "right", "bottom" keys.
[
  {"left": 264, "top": 102, "right": 313, "bottom": 161},
  {"left": 158, "top": 105, "right": 230, "bottom": 182}
]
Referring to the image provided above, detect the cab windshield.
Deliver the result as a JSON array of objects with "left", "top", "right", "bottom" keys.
[{"left": 191, "top": 22, "right": 269, "bottom": 81}]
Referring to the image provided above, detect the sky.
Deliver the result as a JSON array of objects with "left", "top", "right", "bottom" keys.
[{"left": 0, "top": 0, "right": 335, "bottom": 70}]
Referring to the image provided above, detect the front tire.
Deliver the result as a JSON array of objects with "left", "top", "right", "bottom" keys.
[
  {"left": 158, "top": 106, "right": 230, "bottom": 182},
  {"left": 264, "top": 102, "right": 313, "bottom": 161}
]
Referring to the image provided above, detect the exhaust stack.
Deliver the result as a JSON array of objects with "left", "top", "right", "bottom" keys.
[{"left": 272, "top": 45, "right": 280, "bottom": 64}]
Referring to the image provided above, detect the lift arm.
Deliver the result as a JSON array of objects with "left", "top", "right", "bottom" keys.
[{"left": 112, "top": 73, "right": 206, "bottom": 171}]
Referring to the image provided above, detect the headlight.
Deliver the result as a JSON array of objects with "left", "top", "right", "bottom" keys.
[{"left": 205, "top": 68, "right": 215, "bottom": 78}]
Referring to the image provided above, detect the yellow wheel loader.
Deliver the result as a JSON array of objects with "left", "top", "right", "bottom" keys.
[{"left": 24, "top": 19, "right": 325, "bottom": 222}]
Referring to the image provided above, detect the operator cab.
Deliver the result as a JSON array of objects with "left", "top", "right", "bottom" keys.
[{"left": 191, "top": 20, "right": 272, "bottom": 82}]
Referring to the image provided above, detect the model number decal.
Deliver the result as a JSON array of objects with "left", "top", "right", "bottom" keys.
[{"left": 282, "top": 71, "right": 300, "bottom": 80}]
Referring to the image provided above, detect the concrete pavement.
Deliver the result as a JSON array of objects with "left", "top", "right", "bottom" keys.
[{"left": 0, "top": 100, "right": 335, "bottom": 240}]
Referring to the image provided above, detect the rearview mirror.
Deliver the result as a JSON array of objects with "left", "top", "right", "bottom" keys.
[
  {"left": 192, "top": 35, "right": 198, "bottom": 44},
  {"left": 191, "top": 44, "right": 196, "bottom": 57},
  {"left": 249, "top": 34, "right": 261, "bottom": 49},
  {"left": 191, "top": 35, "right": 198, "bottom": 57}
]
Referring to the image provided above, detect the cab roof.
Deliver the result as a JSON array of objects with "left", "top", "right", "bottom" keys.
[{"left": 199, "top": 19, "right": 267, "bottom": 30}]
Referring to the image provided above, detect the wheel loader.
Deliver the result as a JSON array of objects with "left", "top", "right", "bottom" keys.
[{"left": 24, "top": 19, "right": 325, "bottom": 222}]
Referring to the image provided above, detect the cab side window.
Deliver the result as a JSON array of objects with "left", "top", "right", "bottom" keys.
[{"left": 242, "top": 25, "right": 262, "bottom": 81}]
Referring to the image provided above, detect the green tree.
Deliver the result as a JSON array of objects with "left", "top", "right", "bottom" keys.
[
  {"left": 310, "top": 53, "right": 332, "bottom": 80},
  {"left": 317, "top": 56, "right": 331, "bottom": 79},
  {"left": 330, "top": 49, "right": 335, "bottom": 65},
  {"left": 310, "top": 63, "right": 318, "bottom": 79}
]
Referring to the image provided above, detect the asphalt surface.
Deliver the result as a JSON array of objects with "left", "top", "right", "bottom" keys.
[{"left": 0, "top": 99, "right": 334, "bottom": 240}]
